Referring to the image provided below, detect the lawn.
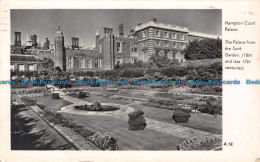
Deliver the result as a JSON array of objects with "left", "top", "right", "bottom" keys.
[
  {"left": 34, "top": 96, "right": 72, "bottom": 112},
  {"left": 131, "top": 104, "right": 222, "bottom": 134},
  {"left": 61, "top": 113, "right": 185, "bottom": 150}
]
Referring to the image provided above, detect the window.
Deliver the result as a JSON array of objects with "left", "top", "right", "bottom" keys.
[
  {"left": 99, "top": 58, "right": 102, "bottom": 68},
  {"left": 99, "top": 44, "right": 102, "bottom": 53},
  {"left": 68, "top": 58, "right": 73, "bottom": 68},
  {"left": 116, "top": 42, "right": 122, "bottom": 53},
  {"left": 86, "top": 58, "right": 92, "bottom": 68},
  {"left": 180, "top": 33, "right": 185, "bottom": 40},
  {"left": 116, "top": 57, "right": 122, "bottom": 65},
  {"left": 131, "top": 43, "right": 137, "bottom": 52},
  {"left": 143, "top": 41, "right": 148, "bottom": 47},
  {"left": 164, "top": 32, "right": 169, "bottom": 38},
  {"left": 142, "top": 30, "right": 147, "bottom": 38},
  {"left": 172, "top": 32, "right": 177, "bottom": 39},
  {"left": 56, "top": 44, "right": 59, "bottom": 48},
  {"left": 95, "top": 58, "right": 99, "bottom": 68},
  {"left": 165, "top": 41, "right": 169, "bottom": 47},
  {"left": 28, "top": 64, "right": 34, "bottom": 71},
  {"left": 10, "top": 65, "right": 14, "bottom": 71},
  {"left": 155, "top": 40, "right": 160, "bottom": 46},
  {"left": 155, "top": 30, "right": 160, "bottom": 37},
  {"left": 18, "top": 64, "right": 25, "bottom": 71},
  {"left": 80, "top": 58, "right": 85, "bottom": 68},
  {"left": 173, "top": 41, "right": 177, "bottom": 48},
  {"left": 181, "top": 43, "right": 186, "bottom": 49}
]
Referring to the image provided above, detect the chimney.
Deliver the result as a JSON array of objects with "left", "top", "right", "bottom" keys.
[
  {"left": 153, "top": 18, "right": 157, "bottom": 23},
  {"left": 30, "top": 34, "right": 37, "bottom": 47},
  {"left": 138, "top": 22, "right": 143, "bottom": 26},
  {"left": 45, "top": 38, "right": 50, "bottom": 49},
  {"left": 119, "top": 23, "right": 124, "bottom": 36},
  {"left": 14, "top": 32, "right": 21, "bottom": 46},
  {"left": 71, "top": 37, "right": 79, "bottom": 49}
]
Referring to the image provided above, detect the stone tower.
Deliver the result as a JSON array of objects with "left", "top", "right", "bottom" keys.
[{"left": 54, "top": 26, "right": 66, "bottom": 71}]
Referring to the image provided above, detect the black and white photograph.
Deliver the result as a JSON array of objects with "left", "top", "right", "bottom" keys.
[{"left": 9, "top": 9, "right": 223, "bottom": 151}]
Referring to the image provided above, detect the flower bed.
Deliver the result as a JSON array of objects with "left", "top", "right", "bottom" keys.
[
  {"left": 20, "top": 97, "right": 36, "bottom": 106},
  {"left": 177, "top": 136, "right": 222, "bottom": 150},
  {"left": 41, "top": 109, "right": 119, "bottom": 150}
]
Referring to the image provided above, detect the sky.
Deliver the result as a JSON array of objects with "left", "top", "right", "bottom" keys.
[{"left": 11, "top": 9, "right": 222, "bottom": 47}]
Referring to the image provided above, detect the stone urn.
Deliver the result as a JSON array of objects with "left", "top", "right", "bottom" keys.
[{"left": 90, "top": 101, "right": 102, "bottom": 111}]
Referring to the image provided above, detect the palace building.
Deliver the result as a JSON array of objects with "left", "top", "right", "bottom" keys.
[{"left": 10, "top": 18, "right": 221, "bottom": 72}]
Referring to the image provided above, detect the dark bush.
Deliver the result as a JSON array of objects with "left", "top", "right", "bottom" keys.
[
  {"left": 78, "top": 91, "right": 86, "bottom": 98},
  {"left": 172, "top": 110, "right": 191, "bottom": 123},
  {"left": 128, "top": 110, "right": 146, "bottom": 131},
  {"left": 52, "top": 93, "right": 60, "bottom": 99}
]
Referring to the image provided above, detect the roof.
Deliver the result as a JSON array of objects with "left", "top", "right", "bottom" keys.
[
  {"left": 188, "top": 31, "right": 221, "bottom": 39},
  {"left": 11, "top": 54, "right": 40, "bottom": 62},
  {"left": 134, "top": 21, "right": 189, "bottom": 33}
]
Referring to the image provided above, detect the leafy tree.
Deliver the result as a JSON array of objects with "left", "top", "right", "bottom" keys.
[{"left": 184, "top": 38, "right": 222, "bottom": 60}]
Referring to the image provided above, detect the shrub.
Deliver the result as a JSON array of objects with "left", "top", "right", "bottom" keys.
[
  {"left": 52, "top": 93, "right": 60, "bottom": 99},
  {"left": 128, "top": 110, "right": 147, "bottom": 131},
  {"left": 199, "top": 97, "right": 222, "bottom": 115},
  {"left": 172, "top": 110, "right": 191, "bottom": 123},
  {"left": 90, "top": 78, "right": 101, "bottom": 87},
  {"left": 78, "top": 91, "right": 87, "bottom": 98}
]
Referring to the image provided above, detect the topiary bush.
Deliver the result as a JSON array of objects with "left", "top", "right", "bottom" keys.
[
  {"left": 78, "top": 91, "right": 86, "bottom": 98},
  {"left": 128, "top": 110, "right": 147, "bottom": 131},
  {"left": 172, "top": 110, "right": 191, "bottom": 123},
  {"left": 52, "top": 93, "right": 60, "bottom": 99}
]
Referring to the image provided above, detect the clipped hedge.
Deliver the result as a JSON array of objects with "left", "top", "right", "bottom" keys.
[{"left": 52, "top": 93, "right": 60, "bottom": 99}]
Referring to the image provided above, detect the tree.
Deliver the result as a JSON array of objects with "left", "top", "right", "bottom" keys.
[{"left": 184, "top": 38, "right": 222, "bottom": 60}]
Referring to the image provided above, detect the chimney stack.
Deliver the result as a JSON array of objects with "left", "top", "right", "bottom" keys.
[
  {"left": 14, "top": 32, "right": 21, "bottom": 46},
  {"left": 119, "top": 23, "right": 124, "bottom": 36},
  {"left": 153, "top": 18, "right": 157, "bottom": 23},
  {"left": 71, "top": 37, "right": 79, "bottom": 49},
  {"left": 30, "top": 34, "right": 37, "bottom": 47}
]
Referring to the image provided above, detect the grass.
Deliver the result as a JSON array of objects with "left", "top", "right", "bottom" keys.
[
  {"left": 33, "top": 96, "right": 72, "bottom": 112},
  {"left": 61, "top": 113, "right": 185, "bottom": 150},
  {"left": 132, "top": 104, "right": 222, "bottom": 134}
]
